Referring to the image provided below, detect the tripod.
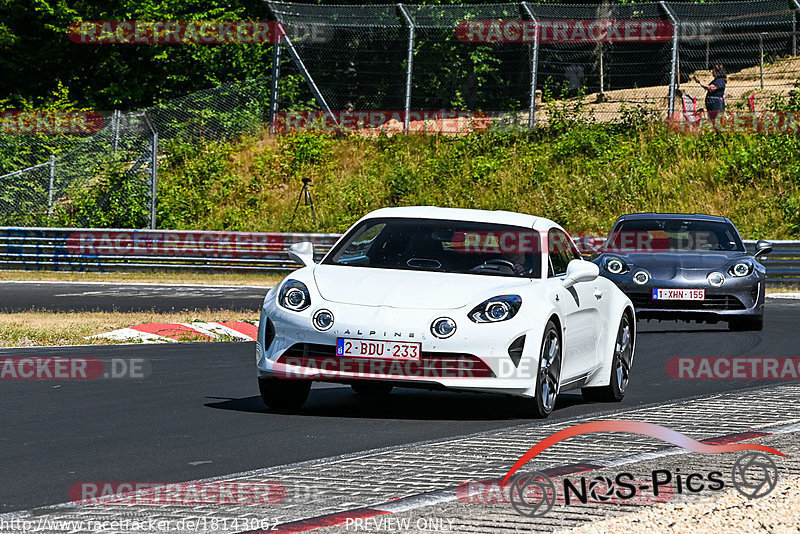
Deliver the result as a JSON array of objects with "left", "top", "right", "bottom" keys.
[{"left": 290, "top": 178, "right": 317, "bottom": 227}]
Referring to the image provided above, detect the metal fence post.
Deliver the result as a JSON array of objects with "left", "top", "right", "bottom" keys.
[
  {"left": 47, "top": 154, "right": 55, "bottom": 216},
  {"left": 759, "top": 33, "right": 765, "bottom": 89},
  {"left": 600, "top": 45, "right": 605, "bottom": 94},
  {"left": 792, "top": 0, "right": 800, "bottom": 56},
  {"left": 150, "top": 131, "right": 158, "bottom": 230},
  {"left": 522, "top": 2, "right": 540, "bottom": 129},
  {"left": 661, "top": 1, "right": 681, "bottom": 116},
  {"left": 111, "top": 109, "right": 120, "bottom": 153},
  {"left": 270, "top": 41, "right": 282, "bottom": 134},
  {"left": 398, "top": 4, "right": 415, "bottom": 134}
]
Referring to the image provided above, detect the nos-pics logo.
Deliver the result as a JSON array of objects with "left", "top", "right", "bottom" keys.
[{"left": 503, "top": 421, "right": 783, "bottom": 518}]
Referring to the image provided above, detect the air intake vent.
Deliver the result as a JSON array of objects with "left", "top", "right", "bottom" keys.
[
  {"left": 508, "top": 335, "right": 526, "bottom": 367},
  {"left": 264, "top": 317, "right": 276, "bottom": 350}
]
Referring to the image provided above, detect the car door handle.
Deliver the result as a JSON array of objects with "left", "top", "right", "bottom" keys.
[{"left": 593, "top": 288, "right": 603, "bottom": 300}]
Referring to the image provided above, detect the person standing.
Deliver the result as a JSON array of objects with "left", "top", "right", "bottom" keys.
[{"left": 694, "top": 64, "right": 727, "bottom": 124}]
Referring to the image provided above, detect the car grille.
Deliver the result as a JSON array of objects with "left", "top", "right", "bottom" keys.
[
  {"left": 629, "top": 292, "right": 745, "bottom": 310},
  {"left": 276, "top": 343, "right": 494, "bottom": 378}
]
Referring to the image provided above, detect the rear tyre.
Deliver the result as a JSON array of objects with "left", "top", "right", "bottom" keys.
[
  {"left": 258, "top": 377, "right": 311, "bottom": 411},
  {"left": 582, "top": 313, "right": 632, "bottom": 403},
  {"left": 351, "top": 382, "right": 394, "bottom": 395},
  {"left": 728, "top": 316, "right": 763, "bottom": 331},
  {"left": 521, "top": 320, "right": 561, "bottom": 418}
]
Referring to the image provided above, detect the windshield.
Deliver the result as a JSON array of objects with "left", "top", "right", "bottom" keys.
[
  {"left": 324, "top": 218, "right": 542, "bottom": 278},
  {"left": 607, "top": 219, "right": 745, "bottom": 252}
]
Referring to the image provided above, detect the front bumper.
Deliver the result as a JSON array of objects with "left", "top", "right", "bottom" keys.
[
  {"left": 609, "top": 277, "right": 764, "bottom": 322},
  {"left": 256, "top": 298, "right": 545, "bottom": 396}
]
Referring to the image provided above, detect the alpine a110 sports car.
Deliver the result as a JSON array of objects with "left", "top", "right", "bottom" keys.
[
  {"left": 256, "top": 207, "right": 636, "bottom": 418},
  {"left": 594, "top": 213, "right": 773, "bottom": 331}
]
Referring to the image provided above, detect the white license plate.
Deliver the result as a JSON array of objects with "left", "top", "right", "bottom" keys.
[
  {"left": 336, "top": 338, "right": 421, "bottom": 360},
  {"left": 652, "top": 288, "right": 705, "bottom": 300}
]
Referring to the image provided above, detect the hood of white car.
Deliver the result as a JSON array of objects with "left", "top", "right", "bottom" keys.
[{"left": 312, "top": 265, "right": 534, "bottom": 309}]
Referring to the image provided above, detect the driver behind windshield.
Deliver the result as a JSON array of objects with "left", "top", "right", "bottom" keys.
[
  {"left": 502, "top": 251, "right": 530, "bottom": 276},
  {"left": 327, "top": 218, "right": 542, "bottom": 278}
]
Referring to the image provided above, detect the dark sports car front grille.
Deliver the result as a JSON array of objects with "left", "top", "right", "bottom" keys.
[
  {"left": 276, "top": 343, "right": 494, "bottom": 378},
  {"left": 629, "top": 292, "right": 746, "bottom": 310}
]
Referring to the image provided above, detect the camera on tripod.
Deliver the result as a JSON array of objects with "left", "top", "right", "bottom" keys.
[{"left": 290, "top": 177, "right": 317, "bottom": 226}]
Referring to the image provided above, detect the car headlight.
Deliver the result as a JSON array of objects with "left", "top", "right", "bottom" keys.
[
  {"left": 707, "top": 271, "right": 725, "bottom": 287},
  {"left": 729, "top": 262, "right": 753, "bottom": 277},
  {"left": 468, "top": 295, "right": 522, "bottom": 323},
  {"left": 431, "top": 317, "right": 457, "bottom": 338},
  {"left": 312, "top": 309, "right": 334, "bottom": 330},
  {"left": 632, "top": 270, "right": 650, "bottom": 285},
  {"left": 604, "top": 257, "right": 628, "bottom": 275},
  {"left": 279, "top": 279, "right": 311, "bottom": 311}
]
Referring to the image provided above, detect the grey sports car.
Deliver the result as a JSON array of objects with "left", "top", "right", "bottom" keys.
[{"left": 593, "top": 213, "right": 772, "bottom": 331}]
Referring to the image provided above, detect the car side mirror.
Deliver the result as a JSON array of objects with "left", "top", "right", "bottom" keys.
[
  {"left": 563, "top": 259, "right": 599, "bottom": 288},
  {"left": 289, "top": 241, "right": 315, "bottom": 267},
  {"left": 754, "top": 240, "right": 773, "bottom": 260}
]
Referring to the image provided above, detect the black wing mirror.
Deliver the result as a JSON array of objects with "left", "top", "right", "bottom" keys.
[{"left": 754, "top": 240, "right": 773, "bottom": 260}]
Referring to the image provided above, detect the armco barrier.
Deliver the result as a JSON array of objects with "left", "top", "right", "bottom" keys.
[
  {"left": 0, "top": 227, "right": 798, "bottom": 281},
  {"left": 0, "top": 227, "right": 340, "bottom": 272}
]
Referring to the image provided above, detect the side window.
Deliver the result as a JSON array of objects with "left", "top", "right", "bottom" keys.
[
  {"left": 336, "top": 222, "right": 386, "bottom": 264},
  {"left": 547, "top": 228, "right": 575, "bottom": 277}
]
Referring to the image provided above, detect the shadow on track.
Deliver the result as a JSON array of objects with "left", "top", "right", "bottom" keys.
[{"left": 204, "top": 389, "right": 589, "bottom": 421}]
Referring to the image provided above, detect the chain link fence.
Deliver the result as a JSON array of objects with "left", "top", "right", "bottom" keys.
[
  {"left": 0, "top": 75, "right": 275, "bottom": 228},
  {"left": 1, "top": 0, "right": 799, "bottom": 228},
  {"left": 268, "top": 0, "right": 800, "bottom": 130}
]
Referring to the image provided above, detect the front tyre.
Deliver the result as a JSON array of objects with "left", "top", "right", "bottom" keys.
[
  {"left": 521, "top": 320, "right": 562, "bottom": 418},
  {"left": 258, "top": 377, "right": 311, "bottom": 411},
  {"left": 582, "top": 313, "right": 633, "bottom": 403}
]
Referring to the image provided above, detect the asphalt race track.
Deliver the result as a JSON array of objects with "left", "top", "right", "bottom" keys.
[
  {"left": 0, "top": 282, "right": 267, "bottom": 312},
  {"left": 2, "top": 295, "right": 799, "bottom": 515}
]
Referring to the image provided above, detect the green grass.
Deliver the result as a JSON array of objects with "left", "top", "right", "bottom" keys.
[
  {"left": 0, "top": 309, "right": 259, "bottom": 347},
  {"left": 152, "top": 118, "right": 800, "bottom": 240},
  {"left": 0, "top": 269, "right": 283, "bottom": 286}
]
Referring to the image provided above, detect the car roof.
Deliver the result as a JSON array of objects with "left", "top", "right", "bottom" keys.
[
  {"left": 361, "top": 206, "right": 557, "bottom": 231},
  {"left": 615, "top": 212, "right": 733, "bottom": 224}
]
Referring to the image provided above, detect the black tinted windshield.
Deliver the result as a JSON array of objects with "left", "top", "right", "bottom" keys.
[
  {"left": 324, "top": 218, "right": 542, "bottom": 277},
  {"left": 607, "top": 219, "right": 745, "bottom": 252}
]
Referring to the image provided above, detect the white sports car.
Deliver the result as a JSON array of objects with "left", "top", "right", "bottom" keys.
[{"left": 256, "top": 207, "right": 635, "bottom": 417}]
